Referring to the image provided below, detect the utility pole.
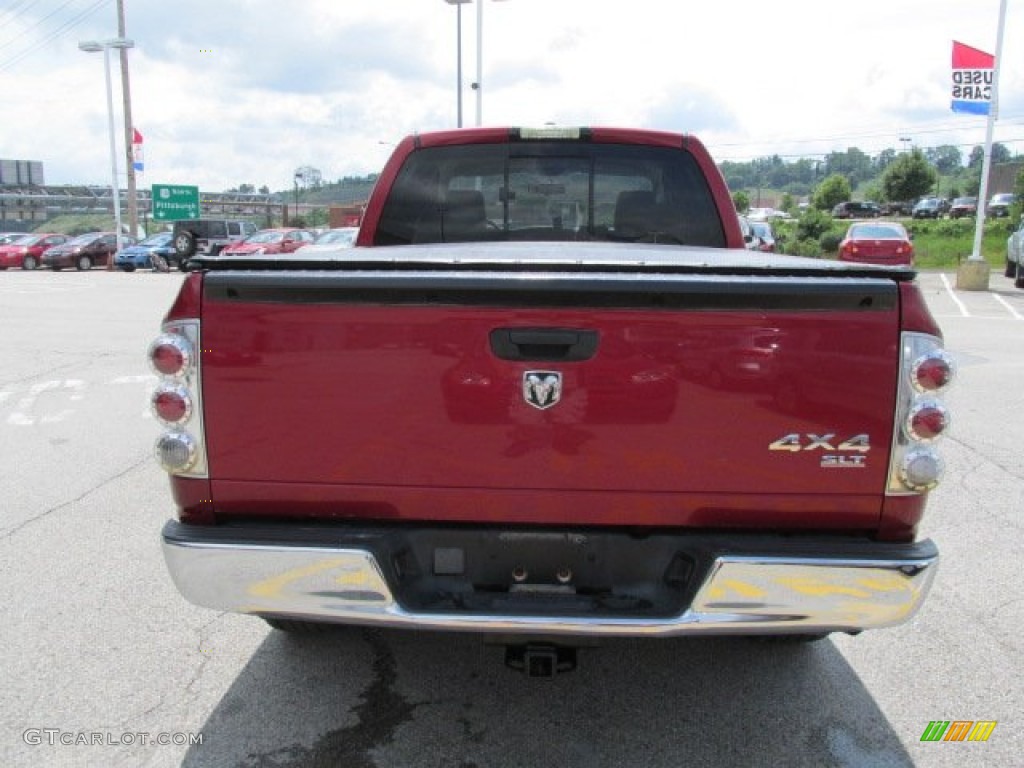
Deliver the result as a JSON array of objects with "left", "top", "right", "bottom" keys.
[{"left": 116, "top": 0, "right": 139, "bottom": 238}]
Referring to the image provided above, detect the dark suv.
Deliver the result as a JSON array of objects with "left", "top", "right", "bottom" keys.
[
  {"left": 171, "top": 219, "right": 256, "bottom": 262},
  {"left": 912, "top": 198, "right": 944, "bottom": 219},
  {"left": 831, "top": 201, "right": 881, "bottom": 219}
]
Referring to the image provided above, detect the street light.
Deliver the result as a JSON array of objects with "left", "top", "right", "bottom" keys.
[
  {"left": 899, "top": 136, "right": 913, "bottom": 153},
  {"left": 78, "top": 37, "right": 134, "bottom": 265},
  {"left": 444, "top": 0, "right": 470, "bottom": 127},
  {"left": 443, "top": 0, "right": 510, "bottom": 127}
]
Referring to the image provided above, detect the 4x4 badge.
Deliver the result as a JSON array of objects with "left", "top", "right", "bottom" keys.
[{"left": 523, "top": 371, "right": 562, "bottom": 410}]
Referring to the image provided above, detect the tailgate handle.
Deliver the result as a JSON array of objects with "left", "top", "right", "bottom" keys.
[{"left": 490, "top": 328, "right": 599, "bottom": 362}]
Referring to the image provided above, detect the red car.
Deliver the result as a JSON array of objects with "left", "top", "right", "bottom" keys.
[
  {"left": 219, "top": 228, "right": 314, "bottom": 256},
  {"left": 0, "top": 233, "right": 70, "bottom": 270},
  {"left": 838, "top": 221, "right": 914, "bottom": 266}
]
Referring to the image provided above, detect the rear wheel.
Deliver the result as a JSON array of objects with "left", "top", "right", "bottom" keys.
[
  {"left": 22, "top": 255, "right": 38, "bottom": 270},
  {"left": 122, "top": 264, "right": 136, "bottom": 273},
  {"left": 1007, "top": 259, "right": 1017, "bottom": 278},
  {"left": 76, "top": 254, "right": 92, "bottom": 271},
  {"left": 1015, "top": 262, "right": 1024, "bottom": 290}
]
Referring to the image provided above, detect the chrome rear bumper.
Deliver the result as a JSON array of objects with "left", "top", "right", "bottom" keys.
[{"left": 161, "top": 521, "right": 937, "bottom": 637}]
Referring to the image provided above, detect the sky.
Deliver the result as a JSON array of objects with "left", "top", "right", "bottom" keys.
[{"left": 1, "top": 0, "right": 1021, "bottom": 194}]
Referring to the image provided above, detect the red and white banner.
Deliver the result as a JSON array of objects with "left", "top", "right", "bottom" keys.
[
  {"left": 132, "top": 128, "right": 144, "bottom": 172},
  {"left": 951, "top": 41, "right": 994, "bottom": 116}
]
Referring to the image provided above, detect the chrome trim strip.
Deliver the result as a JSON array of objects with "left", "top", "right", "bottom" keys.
[{"left": 162, "top": 537, "right": 937, "bottom": 636}]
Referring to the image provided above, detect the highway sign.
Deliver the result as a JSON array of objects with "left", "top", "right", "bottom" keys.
[{"left": 152, "top": 184, "right": 200, "bottom": 221}]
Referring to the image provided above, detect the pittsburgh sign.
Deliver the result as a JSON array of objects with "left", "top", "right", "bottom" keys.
[
  {"left": 951, "top": 40, "right": 994, "bottom": 116},
  {"left": 152, "top": 184, "right": 200, "bottom": 221}
]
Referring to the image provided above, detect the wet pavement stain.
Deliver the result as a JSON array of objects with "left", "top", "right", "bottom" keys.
[{"left": 240, "top": 629, "right": 418, "bottom": 768}]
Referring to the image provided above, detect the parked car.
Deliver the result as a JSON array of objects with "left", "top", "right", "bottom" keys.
[
  {"left": 171, "top": 219, "right": 256, "bottom": 261},
  {"left": 831, "top": 201, "right": 881, "bottom": 219},
  {"left": 0, "top": 233, "right": 69, "bottom": 270},
  {"left": 1006, "top": 215, "right": 1024, "bottom": 281},
  {"left": 220, "top": 228, "right": 315, "bottom": 256},
  {"left": 41, "top": 232, "right": 134, "bottom": 271},
  {"left": 115, "top": 232, "right": 175, "bottom": 271},
  {"left": 987, "top": 193, "right": 1016, "bottom": 218},
  {"left": 296, "top": 226, "right": 359, "bottom": 253},
  {"left": 880, "top": 201, "right": 914, "bottom": 216},
  {"left": 749, "top": 220, "right": 776, "bottom": 252},
  {"left": 838, "top": 221, "right": 914, "bottom": 266},
  {"left": 737, "top": 216, "right": 760, "bottom": 250},
  {"left": 912, "top": 198, "right": 943, "bottom": 219},
  {"left": 948, "top": 196, "right": 978, "bottom": 219},
  {"left": 0, "top": 232, "right": 32, "bottom": 245},
  {"left": 746, "top": 207, "right": 775, "bottom": 222}
]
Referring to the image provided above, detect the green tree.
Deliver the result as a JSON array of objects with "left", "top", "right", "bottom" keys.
[
  {"left": 812, "top": 173, "right": 852, "bottom": 210},
  {"left": 796, "top": 207, "right": 833, "bottom": 241},
  {"left": 927, "top": 145, "right": 963, "bottom": 174},
  {"left": 968, "top": 142, "right": 1011, "bottom": 169},
  {"left": 824, "top": 148, "right": 873, "bottom": 187},
  {"left": 1012, "top": 166, "right": 1024, "bottom": 221},
  {"left": 732, "top": 190, "right": 750, "bottom": 213},
  {"left": 881, "top": 149, "right": 936, "bottom": 202},
  {"left": 874, "top": 148, "right": 897, "bottom": 173}
]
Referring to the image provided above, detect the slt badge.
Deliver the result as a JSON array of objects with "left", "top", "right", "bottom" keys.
[{"left": 523, "top": 371, "right": 562, "bottom": 410}]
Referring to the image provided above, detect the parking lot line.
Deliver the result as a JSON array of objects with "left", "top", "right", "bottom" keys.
[
  {"left": 939, "top": 273, "right": 970, "bottom": 317},
  {"left": 991, "top": 293, "right": 1023, "bottom": 320}
]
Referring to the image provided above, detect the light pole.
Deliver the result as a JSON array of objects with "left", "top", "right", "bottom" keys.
[
  {"left": 899, "top": 136, "right": 912, "bottom": 153},
  {"left": 443, "top": 0, "right": 509, "bottom": 127},
  {"left": 79, "top": 37, "right": 134, "bottom": 267},
  {"left": 115, "top": 0, "right": 139, "bottom": 239},
  {"left": 444, "top": 0, "right": 470, "bottom": 127},
  {"left": 293, "top": 172, "right": 303, "bottom": 225}
]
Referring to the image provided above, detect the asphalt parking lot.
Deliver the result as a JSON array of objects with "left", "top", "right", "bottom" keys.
[{"left": 0, "top": 267, "right": 1021, "bottom": 768}]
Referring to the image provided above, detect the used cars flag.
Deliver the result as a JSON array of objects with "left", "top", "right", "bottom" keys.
[
  {"left": 951, "top": 41, "right": 994, "bottom": 115},
  {"left": 132, "top": 128, "right": 144, "bottom": 172}
]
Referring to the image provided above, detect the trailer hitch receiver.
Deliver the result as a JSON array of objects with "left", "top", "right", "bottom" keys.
[{"left": 504, "top": 644, "right": 578, "bottom": 677}]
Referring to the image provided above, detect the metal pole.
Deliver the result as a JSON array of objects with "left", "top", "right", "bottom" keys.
[
  {"left": 456, "top": 4, "right": 463, "bottom": 127},
  {"left": 968, "top": 0, "right": 1008, "bottom": 262},
  {"left": 102, "top": 45, "right": 125, "bottom": 265},
  {"left": 116, "top": 0, "right": 138, "bottom": 239},
  {"left": 475, "top": 0, "right": 483, "bottom": 126}
]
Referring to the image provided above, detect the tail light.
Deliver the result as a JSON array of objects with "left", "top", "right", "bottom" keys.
[
  {"left": 888, "top": 334, "right": 955, "bottom": 493},
  {"left": 149, "top": 334, "right": 192, "bottom": 377},
  {"left": 152, "top": 383, "right": 193, "bottom": 425},
  {"left": 148, "top": 320, "right": 207, "bottom": 477}
]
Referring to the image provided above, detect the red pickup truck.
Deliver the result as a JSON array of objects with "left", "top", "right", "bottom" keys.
[{"left": 154, "top": 127, "right": 953, "bottom": 675}]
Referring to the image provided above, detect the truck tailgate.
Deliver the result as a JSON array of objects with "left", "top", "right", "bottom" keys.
[{"left": 199, "top": 270, "right": 901, "bottom": 529}]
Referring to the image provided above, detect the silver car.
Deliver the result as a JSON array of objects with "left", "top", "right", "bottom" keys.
[{"left": 1007, "top": 215, "right": 1024, "bottom": 286}]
